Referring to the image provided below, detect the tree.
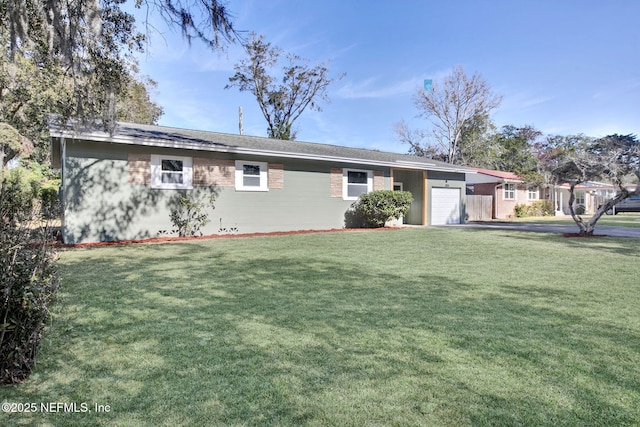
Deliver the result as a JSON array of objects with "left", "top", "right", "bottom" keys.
[
  {"left": 2, "top": 0, "right": 237, "bottom": 132},
  {"left": 0, "top": 122, "right": 26, "bottom": 173},
  {"left": 457, "top": 113, "right": 497, "bottom": 167},
  {"left": 1, "top": 0, "right": 143, "bottom": 132},
  {"left": 410, "top": 65, "right": 502, "bottom": 164},
  {"left": 3, "top": 0, "right": 237, "bottom": 61},
  {"left": 539, "top": 134, "right": 640, "bottom": 236},
  {"left": 394, "top": 120, "right": 447, "bottom": 161},
  {"left": 0, "top": 41, "right": 162, "bottom": 162},
  {"left": 0, "top": 41, "right": 73, "bottom": 162},
  {"left": 136, "top": 0, "right": 238, "bottom": 50},
  {"left": 117, "top": 73, "right": 164, "bottom": 125},
  {"left": 226, "top": 33, "right": 342, "bottom": 140},
  {"left": 490, "top": 125, "right": 542, "bottom": 181}
]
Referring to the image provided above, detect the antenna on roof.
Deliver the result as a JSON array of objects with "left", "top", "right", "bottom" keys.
[{"left": 238, "top": 106, "right": 243, "bottom": 135}]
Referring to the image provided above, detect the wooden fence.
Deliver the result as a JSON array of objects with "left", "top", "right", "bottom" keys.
[{"left": 466, "top": 195, "right": 493, "bottom": 221}]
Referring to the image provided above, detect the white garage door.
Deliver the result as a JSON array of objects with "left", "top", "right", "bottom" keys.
[{"left": 431, "top": 187, "right": 461, "bottom": 225}]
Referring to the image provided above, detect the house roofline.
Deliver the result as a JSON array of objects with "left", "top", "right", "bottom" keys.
[{"left": 50, "top": 126, "right": 476, "bottom": 174}]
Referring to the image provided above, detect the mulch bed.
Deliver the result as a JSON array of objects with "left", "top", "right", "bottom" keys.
[{"left": 62, "top": 227, "right": 401, "bottom": 248}]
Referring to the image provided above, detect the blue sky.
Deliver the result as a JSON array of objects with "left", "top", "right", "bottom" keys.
[{"left": 132, "top": 0, "right": 640, "bottom": 154}]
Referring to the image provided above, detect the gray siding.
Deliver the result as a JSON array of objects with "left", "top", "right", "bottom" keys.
[
  {"left": 61, "top": 140, "right": 392, "bottom": 243},
  {"left": 392, "top": 169, "right": 424, "bottom": 225}
]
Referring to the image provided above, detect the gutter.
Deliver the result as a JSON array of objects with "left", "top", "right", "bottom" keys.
[{"left": 494, "top": 183, "right": 503, "bottom": 219}]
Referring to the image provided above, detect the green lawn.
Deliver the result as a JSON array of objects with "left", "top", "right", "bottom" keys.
[
  {"left": 2, "top": 228, "right": 640, "bottom": 426},
  {"left": 505, "top": 212, "right": 640, "bottom": 228}
]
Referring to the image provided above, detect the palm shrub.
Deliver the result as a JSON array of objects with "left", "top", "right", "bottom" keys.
[
  {"left": 346, "top": 190, "right": 413, "bottom": 228},
  {"left": 0, "top": 166, "right": 60, "bottom": 384}
]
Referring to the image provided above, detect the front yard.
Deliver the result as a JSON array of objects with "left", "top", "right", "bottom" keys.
[
  {"left": 2, "top": 228, "right": 639, "bottom": 426},
  {"left": 506, "top": 212, "right": 640, "bottom": 228}
]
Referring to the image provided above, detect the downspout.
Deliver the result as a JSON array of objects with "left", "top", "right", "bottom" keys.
[
  {"left": 60, "top": 137, "right": 66, "bottom": 242},
  {"left": 494, "top": 183, "right": 503, "bottom": 219}
]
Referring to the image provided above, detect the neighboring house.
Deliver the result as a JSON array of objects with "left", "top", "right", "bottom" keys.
[
  {"left": 554, "top": 182, "right": 616, "bottom": 215},
  {"left": 466, "top": 168, "right": 621, "bottom": 219},
  {"left": 50, "top": 121, "right": 475, "bottom": 244},
  {"left": 466, "top": 168, "right": 547, "bottom": 219}
]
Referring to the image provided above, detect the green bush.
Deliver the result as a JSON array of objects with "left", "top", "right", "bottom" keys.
[
  {"left": 346, "top": 190, "right": 413, "bottom": 228},
  {"left": 169, "top": 193, "right": 216, "bottom": 237},
  {"left": 514, "top": 203, "right": 527, "bottom": 218},
  {"left": 1, "top": 167, "right": 60, "bottom": 384},
  {"left": 514, "top": 200, "right": 554, "bottom": 218}
]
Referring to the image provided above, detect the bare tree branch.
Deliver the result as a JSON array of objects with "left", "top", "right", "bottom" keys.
[{"left": 412, "top": 66, "right": 502, "bottom": 164}]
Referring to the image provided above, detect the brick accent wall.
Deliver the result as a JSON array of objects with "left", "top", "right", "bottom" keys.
[
  {"left": 128, "top": 153, "right": 151, "bottom": 185},
  {"left": 472, "top": 182, "right": 497, "bottom": 196},
  {"left": 373, "top": 170, "right": 384, "bottom": 191},
  {"left": 193, "top": 158, "right": 235, "bottom": 187},
  {"left": 268, "top": 163, "right": 284, "bottom": 189},
  {"left": 330, "top": 168, "right": 342, "bottom": 197}
]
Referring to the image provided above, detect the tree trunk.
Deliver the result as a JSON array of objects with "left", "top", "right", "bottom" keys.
[
  {"left": 571, "top": 184, "right": 632, "bottom": 236},
  {"left": 581, "top": 223, "right": 595, "bottom": 236},
  {"left": 567, "top": 183, "right": 588, "bottom": 235}
]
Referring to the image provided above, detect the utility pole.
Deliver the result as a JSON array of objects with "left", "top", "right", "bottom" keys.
[{"left": 238, "top": 106, "right": 243, "bottom": 135}]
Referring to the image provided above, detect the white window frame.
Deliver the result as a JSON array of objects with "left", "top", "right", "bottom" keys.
[
  {"left": 235, "top": 160, "right": 269, "bottom": 192},
  {"left": 150, "top": 155, "right": 193, "bottom": 189},
  {"left": 343, "top": 168, "right": 373, "bottom": 201},
  {"left": 527, "top": 187, "right": 539, "bottom": 200},
  {"left": 503, "top": 183, "right": 516, "bottom": 200}
]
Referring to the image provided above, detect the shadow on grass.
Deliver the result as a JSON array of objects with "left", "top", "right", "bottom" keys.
[
  {"left": 459, "top": 226, "right": 640, "bottom": 257},
  {"left": 5, "top": 240, "right": 639, "bottom": 426}
]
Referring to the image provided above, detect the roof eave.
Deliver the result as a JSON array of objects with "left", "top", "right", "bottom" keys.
[{"left": 51, "top": 129, "right": 473, "bottom": 174}]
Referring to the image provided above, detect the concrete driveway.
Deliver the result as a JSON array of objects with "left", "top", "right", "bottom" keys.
[{"left": 449, "top": 222, "right": 640, "bottom": 238}]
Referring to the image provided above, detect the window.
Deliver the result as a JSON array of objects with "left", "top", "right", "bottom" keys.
[
  {"left": 528, "top": 187, "right": 539, "bottom": 200},
  {"left": 235, "top": 160, "right": 268, "bottom": 191},
  {"left": 343, "top": 169, "right": 372, "bottom": 200},
  {"left": 151, "top": 155, "right": 192, "bottom": 189},
  {"left": 503, "top": 183, "right": 515, "bottom": 200}
]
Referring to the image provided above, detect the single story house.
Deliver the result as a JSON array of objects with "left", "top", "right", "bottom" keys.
[
  {"left": 554, "top": 182, "right": 616, "bottom": 215},
  {"left": 466, "top": 168, "right": 547, "bottom": 219},
  {"left": 466, "top": 168, "right": 620, "bottom": 218},
  {"left": 50, "top": 121, "right": 475, "bottom": 244}
]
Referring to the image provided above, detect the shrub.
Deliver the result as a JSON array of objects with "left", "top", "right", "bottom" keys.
[
  {"left": 1, "top": 167, "right": 60, "bottom": 384},
  {"left": 514, "top": 203, "right": 528, "bottom": 218},
  {"left": 514, "top": 200, "right": 554, "bottom": 218},
  {"left": 346, "top": 190, "right": 413, "bottom": 228},
  {"left": 170, "top": 193, "right": 216, "bottom": 237}
]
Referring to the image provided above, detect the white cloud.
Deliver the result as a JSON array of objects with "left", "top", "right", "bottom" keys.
[
  {"left": 335, "top": 66, "right": 460, "bottom": 100},
  {"left": 336, "top": 76, "right": 419, "bottom": 99},
  {"left": 592, "top": 77, "right": 640, "bottom": 100},
  {"left": 195, "top": 50, "right": 241, "bottom": 73},
  {"left": 499, "top": 90, "right": 553, "bottom": 111}
]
